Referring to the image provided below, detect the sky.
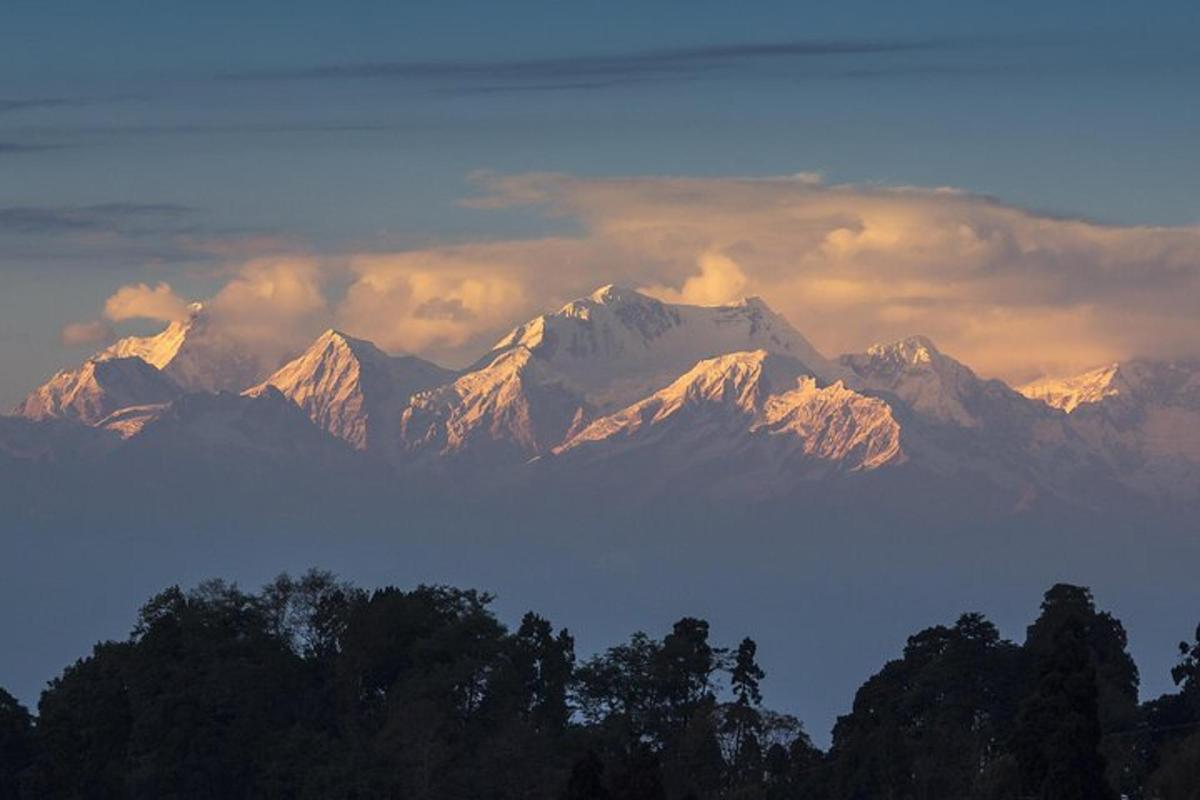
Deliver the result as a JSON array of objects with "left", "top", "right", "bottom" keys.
[{"left": 3, "top": 0, "right": 1200, "bottom": 409}]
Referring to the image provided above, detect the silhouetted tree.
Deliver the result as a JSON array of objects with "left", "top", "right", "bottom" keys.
[
  {"left": 1144, "top": 621, "right": 1200, "bottom": 799},
  {"left": 562, "top": 749, "right": 610, "bottom": 800},
  {"left": 0, "top": 688, "right": 33, "bottom": 799},
  {"left": 28, "top": 641, "right": 134, "bottom": 799},
  {"left": 25, "top": 571, "right": 1195, "bottom": 800},
  {"left": 1021, "top": 583, "right": 1140, "bottom": 796},
  {"left": 1014, "top": 589, "right": 1116, "bottom": 800},
  {"left": 722, "top": 638, "right": 766, "bottom": 786},
  {"left": 826, "top": 613, "right": 1021, "bottom": 800}
]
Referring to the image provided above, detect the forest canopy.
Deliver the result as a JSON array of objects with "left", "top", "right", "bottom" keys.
[{"left": 1, "top": 572, "right": 1198, "bottom": 799}]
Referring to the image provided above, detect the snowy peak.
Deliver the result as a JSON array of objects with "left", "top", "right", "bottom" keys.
[
  {"left": 1019, "top": 360, "right": 1200, "bottom": 414},
  {"left": 845, "top": 335, "right": 952, "bottom": 376},
  {"left": 840, "top": 336, "right": 1017, "bottom": 428},
  {"left": 759, "top": 378, "right": 904, "bottom": 472},
  {"left": 485, "top": 285, "right": 837, "bottom": 410},
  {"left": 553, "top": 349, "right": 903, "bottom": 494},
  {"left": 399, "top": 346, "right": 591, "bottom": 466},
  {"left": 100, "top": 303, "right": 262, "bottom": 392},
  {"left": 14, "top": 356, "right": 181, "bottom": 425},
  {"left": 1018, "top": 359, "right": 1200, "bottom": 499},
  {"left": 1019, "top": 363, "right": 1122, "bottom": 413},
  {"left": 556, "top": 350, "right": 813, "bottom": 450},
  {"left": 492, "top": 284, "right": 681, "bottom": 358},
  {"left": 634, "top": 350, "right": 809, "bottom": 417},
  {"left": 255, "top": 329, "right": 455, "bottom": 451},
  {"left": 107, "top": 386, "right": 354, "bottom": 465}
]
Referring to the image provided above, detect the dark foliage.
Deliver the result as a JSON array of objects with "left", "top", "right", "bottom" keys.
[{"left": 2, "top": 574, "right": 1197, "bottom": 799}]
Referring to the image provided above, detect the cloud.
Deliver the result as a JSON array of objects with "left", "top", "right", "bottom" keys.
[
  {"left": 335, "top": 246, "right": 554, "bottom": 356},
  {"left": 641, "top": 252, "right": 749, "bottom": 306},
  {"left": 82, "top": 172, "right": 1200, "bottom": 384},
  {"left": 228, "top": 37, "right": 951, "bottom": 93},
  {"left": 104, "top": 282, "right": 191, "bottom": 323},
  {"left": 204, "top": 257, "right": 333, "bottom": 366},
  {"left": 0, "top": 142, "right": 64, "bottom": 155},
  {"left": 0, "top": 203, "right": 195, "bottom": 235},
  {"left": 437, "top": 172, "right": 1200, "bottom": 380},
  {"left": 0, "top": 98, "right": 76, "bottom": 113},
  {"left": 59, "top": 320, "right": 115, "bottom": 347}
]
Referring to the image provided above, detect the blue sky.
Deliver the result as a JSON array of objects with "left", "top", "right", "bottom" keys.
[{"left": 2, "top": 0, "right": 1200, "bottom": 405}]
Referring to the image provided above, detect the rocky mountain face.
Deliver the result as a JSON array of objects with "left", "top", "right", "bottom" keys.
[
  {"left": 6, "top": 285, "right": 1198, "bottom": 514},
  {"left": 13, "top": 356, "right": 181, "bottom": 425},
  {"left": 550, "top": 350, "right": 903, "bottom": 499},
  {"left": 253, "top": 329, "right": 456, "bottom": 454},
  {"left": 483, "top": 284, "right": 840, "bottom": 410},
  {"left": 1019, "top": 359, "right": 1200, "bottom": 500},
  {"left": 100, "top": 302, "right": 265, "bottom": 392}
]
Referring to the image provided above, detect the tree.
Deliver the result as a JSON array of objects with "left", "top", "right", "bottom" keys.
[
  {"left": 654, "top": 617, "right": 723, "bottom": 738},
  {"left": 1144, "top": 621, "right": 1200, "bottom": 799},
  {"left": 826, "top": 613, "right": 1021, "bottom": 800},
  {"left": 722, "top": 638, "right": 766, "bottom": 786},
  {"left": 562, "top": 749, "right": 611, "bottom": 800},
  {"left": 511, "top": 612, "right": 576, "bottom": 734},
  {"left": 1015, "top": 595, "right": 1115, "bottom": 800},
  {"left": 0, "top": 687, "right": 33, "bottom": 798},
  {"left": 1147, "top": 732, "right": 1200, "bottom": 800},
  {"left": 1021, "top": 583, "right": 1140, "bottom": 797}
]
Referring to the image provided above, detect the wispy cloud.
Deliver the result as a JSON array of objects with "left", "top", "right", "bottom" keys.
[
  {"left": 0, "top": 203, "right": 195, "bottom": 235},
  {"left": 227, "top": 37, "right": 955, "bottom": 93},
  {"left": 0, "top": 142, "right": 65, "bottom": 154},
  {"left": 0, "top": 97, "right": 80, "bottom": 114}
]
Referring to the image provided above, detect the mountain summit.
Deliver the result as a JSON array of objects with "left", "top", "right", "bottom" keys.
[
  {"left": 100, "top": 302, "right": 264, "bottom": 392},
  {"left": 254, "top": 329, "right": 455, "bottom": 453},
  {"left": 484, "top": 286, "right": 839, "bottom": 410}
]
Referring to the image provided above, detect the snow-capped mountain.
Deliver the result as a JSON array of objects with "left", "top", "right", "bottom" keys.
[
  {"left": 1019, "top": 359, "right": 1200, "bottom": 416},
  {"left": 100, "top": 302, "right": 265, "bottom": 392},
  {"left": 840, "top": 336, "right": 1043, "bottom": 429},
  {"left": 1019, "top": 363, "right": 1126, "bottom": 413},
  {"left": 104, "top": 386, "right": 351, "bottom": 462},
  {"left": 3, "top": 283, "right": 1196, "bottom": 515},
  {"left": 483, "top": 285, "right": 840, "bottom": 410},
  {"left": 550, "top": 350, "right": 902, "bottom": 498},
  {"left": 1020, "top": 359, "right": 1200, "bottom": 499},
  {"left": 398, "top": 346, "right": 591, "bottom": 468},
  {"left": 13, "top": 356, "right": 181, "bottom": 425},
  {"left": 253, "top": 329, "right": 455, "bottom": 452}
]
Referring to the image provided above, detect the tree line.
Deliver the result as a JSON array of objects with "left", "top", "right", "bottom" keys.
[{"left": 0, "top": 573, "right": 1198, "bottom": 799}]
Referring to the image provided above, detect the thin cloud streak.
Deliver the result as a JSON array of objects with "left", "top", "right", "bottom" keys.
[
  {"left": 0, "top": 142, "right": 66, "bottom": 154},
  {"left": 0, "top": 97, "right": 79, "bottom": 113},
  {"left": 227, "top": 37, "right": 953, "bottom": 91},
  {"left": 0, "top": 204, "right": 196, "bottom": 235}
]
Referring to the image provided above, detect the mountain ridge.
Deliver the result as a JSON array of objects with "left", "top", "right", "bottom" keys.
[{"left": 6, "top": 285, "right": 1198, "bottom": 513}]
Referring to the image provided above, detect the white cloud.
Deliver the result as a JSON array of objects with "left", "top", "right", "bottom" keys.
[
  {"left": 59, "top": 320, "right": 114, "bottom": 347},
  {"left": 87, "top": 173, "right": 1200, "bottom": 383},
  {"left": 103, "top": 282, "right": 190, "bottom": 323},
  {"left": 640, "top": 251, "right": 749, "bottom": 306}
]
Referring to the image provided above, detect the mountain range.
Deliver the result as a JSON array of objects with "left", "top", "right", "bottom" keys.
[{"left": 5, "top": 285, "right": 1198, "bottom": 518}]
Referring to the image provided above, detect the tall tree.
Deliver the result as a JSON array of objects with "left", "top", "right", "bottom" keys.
[
  {"left": 1022, "top": 583, "right": 1140, "bottom": 796},
  {"left": 1145, "top": 622, "right": 1200, "bottom": 800},
  {"left": 723, "top": 637, "right": 766, "bottom": 785},
  {"left": 0, "top": 687, "right": 33, "bottom": 798},
  {"left": 826, "top": 613, "right": 1021, "bottom": 800},
  {"left": 562, "top": 750, "right": 611, "bottom": 800},
  {"left": 1015, "top": 587, "right": 1117, "bottom": 800},
  {"left": 28, "top": 641, "right": 135, "bottom": 799},
  {"left": 511, "top": 612, "right": 576, "bottom": 734}
]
